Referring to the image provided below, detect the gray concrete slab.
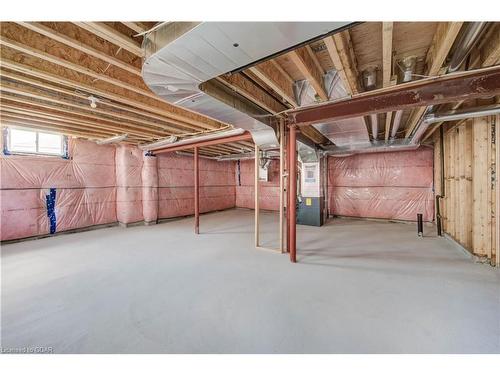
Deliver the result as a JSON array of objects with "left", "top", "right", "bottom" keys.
[{"left": 1, "top": 209, "right": 499, "bottom": 353}]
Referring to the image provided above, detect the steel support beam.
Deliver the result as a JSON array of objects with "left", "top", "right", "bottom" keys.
[
  {"left": 289, "top": 126, "right": 297, "bottom": 263},
  {"left": 287, "top": 66, "right": 500, "bottom": 126},
  {"left": 194, "top": 147, "right": 200, "bottom": 234}
]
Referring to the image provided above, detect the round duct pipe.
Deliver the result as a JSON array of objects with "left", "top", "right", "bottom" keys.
[{"left": 448, "top": 22, "right": 488, "bottom": 73}]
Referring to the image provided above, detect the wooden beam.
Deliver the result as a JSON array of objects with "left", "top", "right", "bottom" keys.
[
  {"left": 481, "top": 24, "right": 500, "bottom": 67},
  {"left": 0, "top": 115, "right": 143, "bottom": 143},
  {"left": 0, "top": 103, "right": 155, "bottom": 139},
  {"left": 217, "top": 73, "right": 286, "bottom": 114},
  {"left": 121, "top": 22, "right": 147, "bottom": 35},
  {"left": 405, "top": 22, "right": 464, "bottom": 138},
  {"left": 0, "top": 59, "right": 221, "bottom": 131},
  {"left": 73, "top": 22, "right": 143, "bottom": 56},
  {"left": 248, "top": 60, "right": 298, "bottom": 107},
  {"left": 0, "top": 82, "right": 191, "bottom": 135},
  {"left": 0, "top": 69, "right": 206, "bottom": 133},
  {"left": 1, "top": 116, "right": 114, "bottom": 137},
  {"left": 496, "top": 114, "right": 500, "bottom": 267},
  {"left": 323, "top": 31, "right": 360, "bottom": 95},
  {"left": 426, "top": 22, "right": 464, "bottom": 75},
  {"left": 0, "top": 93, "right": 168, "bottom": 137},
  {"left": 0, "top": 119, "right": 140, "bottom": 143},
  {"left": 382, "top": 22, "right": 394, "bottom": 87},
  {"left": 287, "top": 47, "right": 328, "bottom": 101},
  {"left": 382, "top": 23, "right": 395, "bottom": 141},
  {"left": 300, "top": 126, "right": 329, "bottom": 145},
  {"left": 153, "top": 132, "right": 253, "bottom": 154},
  {"left": 0, "top": 36, "right": 160, "bottom": 103},
  {"left": 16, "top": 22, "right": 141, "bottom": 76}
]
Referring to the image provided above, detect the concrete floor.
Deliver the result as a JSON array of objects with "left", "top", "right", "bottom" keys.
[{"left": 1, "top": 209, "right": 499, "bottom": 353}]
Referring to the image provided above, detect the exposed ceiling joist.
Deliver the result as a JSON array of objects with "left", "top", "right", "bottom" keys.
[
  {"left": 0, "top": 101, "right": 159, "bottom": 139},
  {"left": 404, "top": 22, "right": 464, "bottom": 138},
  {"left": 382, "top": 22, "right": 394, "bottom": 141},
  {"left": 121, "top": 22, "right": 147, "bottom": 35},
  {"left": 287, "top": 46, "right": 328, "bottom": 101},
  {"left": 481, "top": 24, "right": 500, "bottom": 67},
  {"left": 73, "top": 22, "right": 144, "bottom": 57},
  {"left": 16, "top": 22, "right": 142, "bottom": 77},
  {"left": 1, "top": 118, "right": 128, "bottom": 140},
  {"left": 323, "top": 31, "right": 360, "bottom": 95},
  {"left": 0, "top": 86, "right": 177, "bottom": 136},
  {"left": 0, "top": 69, "right": 206, "bottom": 133},
  {"left": 0, "top": 36, "right": 161, "bottom": 103},
  {"left": 248, "top": 61, "right": 298, "bottom": 107},
  {"left": 0, "top": 59, "right": 222, "bottom": 131},
  {"left": 217, "top": 73, "right": 287, "bottom": 114}
]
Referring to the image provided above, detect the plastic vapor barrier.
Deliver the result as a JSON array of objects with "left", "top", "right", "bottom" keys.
[
  {"left": 235, "top": 159, "right": 280, "bottom": 211},
  {"left": 1, "top": 139, "right": 117, "bottom": 241},
  {"left": 328, "top": 148, "right": 434, "bottom": 221},
  {"left": 142, "top": 154, "right": 159, "bottom": 223},
  {"left": 157, "top": 153, "right": 236, "bottom": 219}
]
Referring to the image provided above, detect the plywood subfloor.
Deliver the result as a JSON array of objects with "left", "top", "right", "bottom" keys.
[{"left": 1, "top": 209, "right": 499, "bottom": 353}]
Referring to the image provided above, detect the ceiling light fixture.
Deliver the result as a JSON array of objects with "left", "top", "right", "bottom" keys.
[{"left": 88, "top": 95, "right": 98, "bottom": 109}]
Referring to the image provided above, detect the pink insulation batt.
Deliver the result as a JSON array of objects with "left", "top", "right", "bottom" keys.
[
  {"left": 157, "top": 153, "right": 236, "bottom": 219},
  {"left": 115, "top": 145, "right": 144, "bottom": 224},
  {"left": 1, "top": 139, "right": 117, "bottom": 241},
  {"left": 235, "top": 159, "right": 280, "bottom": 211},
  {"left": 1, "top": 136, "right": 435, "bottom": 242},
  {"left": 328, "top": 147, "right": 434, "bottom": 221},
  {"left": 142, "top": 154, "right": 158, "bottom": 223}
]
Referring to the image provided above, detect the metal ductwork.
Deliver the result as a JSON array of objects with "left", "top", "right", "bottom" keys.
[
  {"left": 391, "top": 56, "right": 417, "bottom": 139},
  {"left": 370, "top": 114, "right": 379, "bottom": 141},
  {"left": 142, "top": 22, "right": 352, "bottom": 149},
  {"left": 403, "top": 23, "right": 489, "bottom": 144},
  {"left": 448, "top": 22, "right": 489, "bottom": 73},
  {"left": 311, "top": 69, "right": 371, "bottom": 146},
  {"left": 325, "top": 104, "right": 500, "bottom": 156}
]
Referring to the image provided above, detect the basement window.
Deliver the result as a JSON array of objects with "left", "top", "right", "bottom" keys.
[{"left": 3, "top": 127, "right": 68, "bottom": 157}]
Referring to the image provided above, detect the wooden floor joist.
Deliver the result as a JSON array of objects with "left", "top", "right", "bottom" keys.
[
  {"left": 72, "top": 22, "right": 144, "bottom": 57},
  {"left": 0, "top": 59, "right": 224, "bottom": 131},
  {"left": 16, "top": 22, "right": 142, "bottom": 77}
]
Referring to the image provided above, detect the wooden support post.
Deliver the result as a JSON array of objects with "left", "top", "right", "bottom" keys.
[
  {"left": 289, "top": 126, "right": 297, "bottom": 263},
  {"left": 194, "top": 147, "right": 200, "bottom": 234},
  {"left": 496, "top": 115, "right": 500, "bottom": 267},
  {"left": 279, "top": 120, "right": 285, "bottom": 253},
  {"left": 255, "top": 144, "right": 260, "bottom": 248}
]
